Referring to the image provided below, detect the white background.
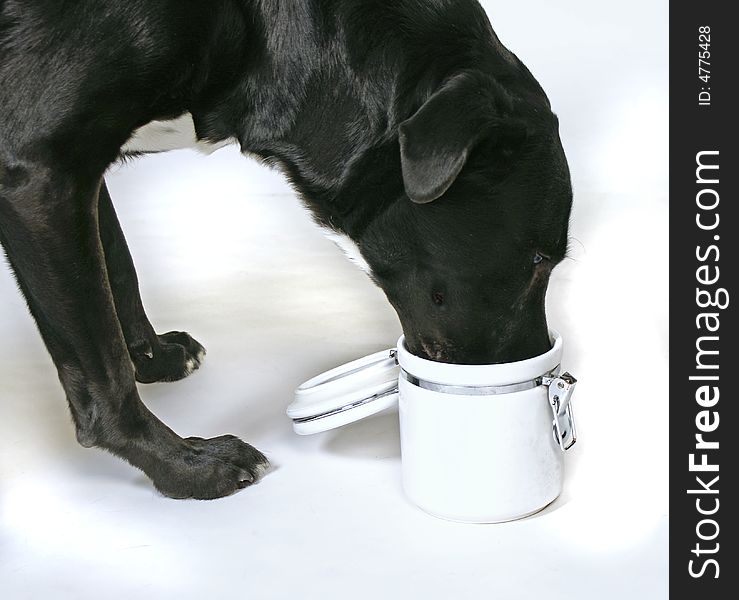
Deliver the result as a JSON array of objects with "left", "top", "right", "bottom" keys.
[{"left": 0, "top": 1, "right": 668, "bottom": 598}]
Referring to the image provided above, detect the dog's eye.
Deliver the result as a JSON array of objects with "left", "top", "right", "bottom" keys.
[
  {"left": 533, "top": 252, "right": 550, "bottom": 265},
  {"left": 432, "top": 291, "right": 445, "bottom": 306}
]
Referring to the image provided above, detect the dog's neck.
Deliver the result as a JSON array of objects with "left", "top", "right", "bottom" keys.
[{"left": 130, "top": 1, "right": 535, "bottom": 242}]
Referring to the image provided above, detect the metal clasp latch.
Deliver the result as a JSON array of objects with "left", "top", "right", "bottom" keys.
[{"left": 542, "top": 372, "right": 578, "bottom": 451}]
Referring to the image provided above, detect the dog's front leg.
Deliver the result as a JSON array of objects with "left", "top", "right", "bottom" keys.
[
  {"left": 98, "top": 181, "right": 206, "bottom": 384},
  {"left": 0, "top": 171, "right": 268, "bottom": 499}
]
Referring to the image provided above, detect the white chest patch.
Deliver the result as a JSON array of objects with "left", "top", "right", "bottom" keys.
[
  {"left": 321, "top": 229, "right": 373, "bottom": 276},
  {"left": 123, "top": 113, "right": 233, "bottom": 155}
]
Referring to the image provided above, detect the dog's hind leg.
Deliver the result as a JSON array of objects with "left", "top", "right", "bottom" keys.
[
  {"left": 98, "top": 181, "right": 206, "bottom": 384},
  {"left": 0, "top": 167, "right": 268, "bottom": 498}
]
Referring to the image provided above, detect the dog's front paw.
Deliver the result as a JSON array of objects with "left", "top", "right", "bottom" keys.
[
  {"left": 153, "top": 435, "right": 270, "bottom": 500},
  {"left": 133, "top": 331, "right": 206, "bottom": 384}
]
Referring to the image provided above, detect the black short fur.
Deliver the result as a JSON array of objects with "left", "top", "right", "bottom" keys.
[{"left": 0, "top": 0, "right": 573, "bottom": 498}]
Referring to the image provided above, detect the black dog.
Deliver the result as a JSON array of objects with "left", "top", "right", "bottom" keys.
[{"left": 0, "top": 1, "right": 572, "bottom": 499}]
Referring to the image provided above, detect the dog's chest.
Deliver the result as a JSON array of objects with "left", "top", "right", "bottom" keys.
[{"left": 124, "top": 116, "right": 373, "bottom": 276}]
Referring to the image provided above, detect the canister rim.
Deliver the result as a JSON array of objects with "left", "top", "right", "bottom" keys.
[{"left": 395, "top": 330, "right": 564, "bottom": 387}]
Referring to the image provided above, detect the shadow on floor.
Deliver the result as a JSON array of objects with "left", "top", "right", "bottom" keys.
[{"left": 322, "top": 409, "right": 401, "bottom": 461}]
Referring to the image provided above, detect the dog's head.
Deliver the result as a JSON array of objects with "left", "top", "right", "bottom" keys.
[{"left": 360, "top": 70, "right": 572, "bottom": 364}]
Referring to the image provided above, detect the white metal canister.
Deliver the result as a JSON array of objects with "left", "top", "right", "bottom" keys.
[{"left": 287, "top": 331, "right": 577, "bottom": 523}]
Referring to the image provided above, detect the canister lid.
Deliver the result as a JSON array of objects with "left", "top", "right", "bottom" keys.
[{"left": 287, "top": 348, "right": 400, "bottom": 435}]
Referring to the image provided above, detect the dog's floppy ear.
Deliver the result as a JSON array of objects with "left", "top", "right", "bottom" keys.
[{"left": 398, "top": 71, "right": 521, "bottom": 204}]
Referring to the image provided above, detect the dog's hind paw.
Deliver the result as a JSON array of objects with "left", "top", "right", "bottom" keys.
[{"left": 132, "top": 330, "right": 206, "bottom": 384}]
